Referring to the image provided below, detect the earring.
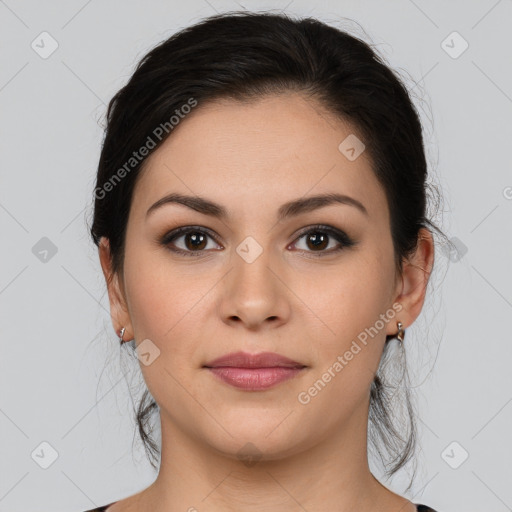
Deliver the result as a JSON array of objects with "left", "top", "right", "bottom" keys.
[
  {"left": 118, "top": 327, "right": 126, "bottom": 345},
  {"left": 396, "top": 321, "right": 405, "bottom": 343}
]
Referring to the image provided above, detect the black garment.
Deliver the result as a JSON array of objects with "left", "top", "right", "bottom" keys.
[
  {"left": 83, "top": 505, "right": 114, "bottom": 511},
  {"left": 84, "top": 503, "right": 438, "bottom": 511}
]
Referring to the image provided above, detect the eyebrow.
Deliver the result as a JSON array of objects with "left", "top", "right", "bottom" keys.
[{"left": 146, "top": 192, "right": 368, "bottom": 221}]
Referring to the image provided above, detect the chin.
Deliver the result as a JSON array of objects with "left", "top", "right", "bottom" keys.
[{"left": 201, "top": 415, "right": 311, "bottom": 462}]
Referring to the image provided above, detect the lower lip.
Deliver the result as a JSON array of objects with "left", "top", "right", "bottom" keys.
[{"left": 205, "top": 367, "right": 305, "bottom": 390}]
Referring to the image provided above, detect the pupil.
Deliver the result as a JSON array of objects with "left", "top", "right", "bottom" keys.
[
  {"left": 187, "top": 233, "right": 206, "bottom": 250},
  {"left": 308, "top": 233, "right": 327, "bottom": 250}
]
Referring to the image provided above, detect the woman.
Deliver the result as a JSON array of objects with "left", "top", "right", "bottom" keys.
[{"left": 86, "top": 10, "right": 444, "bottom": 512}]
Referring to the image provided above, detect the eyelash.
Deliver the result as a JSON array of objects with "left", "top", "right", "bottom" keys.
[{"left": 160, "top": 224, "right": 356, "bottom": 259}]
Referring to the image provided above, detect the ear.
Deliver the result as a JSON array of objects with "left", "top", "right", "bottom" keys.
[
  {"left": 98, "top": 237, "right": 133, "bottom": 342},
  {"left": 387, "top": 227, "right": 435, "bottom": 336}
]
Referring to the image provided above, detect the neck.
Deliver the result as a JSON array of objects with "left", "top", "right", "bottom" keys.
[{"left": 136, "top": 398, "right": 409, "bottom": 512}]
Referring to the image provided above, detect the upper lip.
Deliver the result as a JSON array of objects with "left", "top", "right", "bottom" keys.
[{"left": 203, "top": 351, "right": 306, "bottom": 369}]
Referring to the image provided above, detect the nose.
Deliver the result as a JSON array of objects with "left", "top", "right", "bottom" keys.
[{"left": 218, "top": 244, "right": 291, "bottom": 331}]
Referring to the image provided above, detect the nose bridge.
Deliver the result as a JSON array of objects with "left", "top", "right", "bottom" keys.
[
  {"left": 220, "top": 231, "right": 290, "bottom": 328},
  {"left": 232, "top": 233, "right": 276, "bottom": 301}
]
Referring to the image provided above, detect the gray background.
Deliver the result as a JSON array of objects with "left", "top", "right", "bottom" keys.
[{"left": 1, "top": 1, "right": 511, "bottom": 511}]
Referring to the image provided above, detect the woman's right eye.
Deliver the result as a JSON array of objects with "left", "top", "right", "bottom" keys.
[{"left": 161, "top": 227, "right": 222, "bottom": 257}]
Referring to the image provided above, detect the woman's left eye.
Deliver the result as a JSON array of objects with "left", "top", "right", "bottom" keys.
[
  {"left": 160, "top": 224, "right": 355, "bottom": 258},
  {"left": 290, "top": 225, "right": 356, "bottom": 257}
]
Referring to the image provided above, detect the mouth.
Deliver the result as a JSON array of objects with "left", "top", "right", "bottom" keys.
[{"left": 203, "top": 351, "right": 307, "bottom": 391}]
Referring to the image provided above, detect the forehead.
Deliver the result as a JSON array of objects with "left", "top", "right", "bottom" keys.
[{"left": 131, "top": 93, "right": 388, "bottom": 222}]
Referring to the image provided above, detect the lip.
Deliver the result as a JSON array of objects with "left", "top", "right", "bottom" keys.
[
  {"left": 203, "top": 351, "right": 307, "bottom": 391},
  {"left": 203, "top": 351, "right": 305, "bottom": 369},
  {"left": 206, "top": 367, "right": 305, "bottom": 390}
]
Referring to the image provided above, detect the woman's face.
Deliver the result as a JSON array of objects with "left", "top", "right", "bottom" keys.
[{"left": 103, "top": 92, "right": 421, "bottom": 460}]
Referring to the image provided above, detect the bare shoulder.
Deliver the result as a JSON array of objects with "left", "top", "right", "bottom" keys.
[
  {"left": 103, "top": 489, "right": 148, "bottom": 512},
  {"left": 103, "top": 498, "right": 134, "bottom": 512},
  {"left": 391, "top": 497, "right": 420, "bottom": 512},
  {"left": 376, "top": 485, "right": 420, "bottom": 512}
]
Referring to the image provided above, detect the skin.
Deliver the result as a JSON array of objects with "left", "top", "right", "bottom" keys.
[{"left": 99, "top": 92, "right": 434, "bottom": 512}]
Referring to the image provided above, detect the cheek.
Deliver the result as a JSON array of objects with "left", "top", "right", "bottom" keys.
[
  {"left": 122, "top": 245, "right": 225, "bottom": 401},
  {"left": 296, "top": 254, "right": 394, "bottom": 400},
  {"left": 299, "top": 259, "right": 392, "bottom": 346},
  {"left": 293, "top": 281, "right": 389, "bottom": 429},
  {"left": 121, "top": 250, "right": 210, "bottom": 416},
  {"left": 123, "top": 242, "right": 206, "bottom": 341}
]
